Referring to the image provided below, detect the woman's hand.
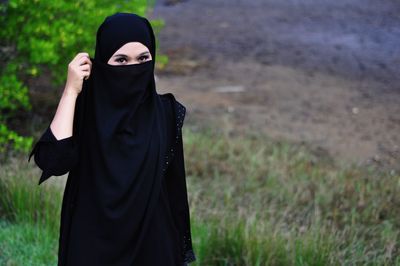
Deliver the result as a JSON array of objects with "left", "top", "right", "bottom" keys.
[
  {"left": 49, "top": 52, "right": 91, "bottom": 140},
  {"left": 64, "top": 52, "right": 92, "bottom": 96}
]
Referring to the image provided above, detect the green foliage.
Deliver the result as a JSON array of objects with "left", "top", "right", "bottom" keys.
[
  {"left": 0, "top": 0, "right": 164, "bottom": 154},
  {"left": 0, "top": 62, "right": 31, "bottom": 112},
  {"left": 0, "top": 124, "right": 34, "bottom": 154}
]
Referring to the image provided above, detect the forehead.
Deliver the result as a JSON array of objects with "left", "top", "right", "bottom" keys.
[{"left": 113, "top": 42, "right": 150, "bottom": 54}]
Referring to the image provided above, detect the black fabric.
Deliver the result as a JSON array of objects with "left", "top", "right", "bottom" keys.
[
  {"left": 28, "top": 12, "right": 196, "bottom": 266},
  {"left": 95, "top": 13, "right": 153, "bottom": 64}
]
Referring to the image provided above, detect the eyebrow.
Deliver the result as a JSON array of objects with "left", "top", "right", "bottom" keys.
[{"left": 113, "top": 51, "right": 150, "bottom": 57}]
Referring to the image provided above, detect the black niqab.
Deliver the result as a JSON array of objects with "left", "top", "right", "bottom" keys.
[{"left": 66, "top": 13, "right": 171, "bottom": 264}]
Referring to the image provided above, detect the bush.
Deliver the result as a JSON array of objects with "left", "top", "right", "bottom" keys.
[{"left": 0, "top": 0, "right": 164, "bottom": 155}]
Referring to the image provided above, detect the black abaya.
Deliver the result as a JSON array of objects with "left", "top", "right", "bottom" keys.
[
  {"left": 28, "top": 93, "right": 196, "bottom": 265},
  {"left": 27, "top": 12, "right": 196, "bottom": 266}
]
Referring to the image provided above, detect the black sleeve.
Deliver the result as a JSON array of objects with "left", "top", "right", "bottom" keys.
[
  {"left": 165, "top": 99, "right": 197, "bottom": 265},
  {"left": 27, "top": 125, "right": 79, "bottom": 185},
  {"left": 28, "top": 88, "right": 84, "bottom": 186}
]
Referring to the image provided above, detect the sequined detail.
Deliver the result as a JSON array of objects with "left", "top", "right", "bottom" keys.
[
  {"left": 160, "top": 94, "right": 196, "bottom": 265},
  {"left": 182, "top": 230, "right": 196, "bottom": 264},
  {"left": 161, "top": 98, "right": 186, "bottom": 173}
]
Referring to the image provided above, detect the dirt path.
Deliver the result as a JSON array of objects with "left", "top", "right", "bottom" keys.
[{"left": 149, "top": 0, "right": 400, "bottom": 170}]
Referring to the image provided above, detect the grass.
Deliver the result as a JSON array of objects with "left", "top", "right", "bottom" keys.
[
  {"left": 0, "top": 158, "right": 62, "bottom": 265},
  {"left": 0, "top": 125, "right": 399, "bottom": 265},
  {"left": 0, "top": 220, "right": 58, "bottom": 266}
]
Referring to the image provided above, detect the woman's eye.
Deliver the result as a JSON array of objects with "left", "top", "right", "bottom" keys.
[
  {"left": 116, "top": 58, "right": 127, "bottom": 63},
  {"left": 138, "top": 55, "right": 149, "bottom": 62}
]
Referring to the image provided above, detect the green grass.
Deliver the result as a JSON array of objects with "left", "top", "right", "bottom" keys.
[
  {"left": 0, "top": 157, "right": 62, "bottom": 265},
  {"left": 0, "top": 220, "right": 58, "bottom": 266},
  {"left": 0, "top": 158, "right": 62, "bottom": 234},
  {"left": 1, "top": 125, "right": 399, "bottom": 265}
]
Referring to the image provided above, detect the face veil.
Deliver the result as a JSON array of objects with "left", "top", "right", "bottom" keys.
[
  {"left": 91, "top": 12, "right": 157, "bottom": 133},
  {"left": 67, "top": 12, "right": 170, "bottom": 265}
]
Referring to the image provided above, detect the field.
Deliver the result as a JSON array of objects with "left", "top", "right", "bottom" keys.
[
  {"left": 1, "top": 126, "right": 399, "bottom": 265},
  {"left": 1, "top": 0, "right": 399, "bottom": 265}
]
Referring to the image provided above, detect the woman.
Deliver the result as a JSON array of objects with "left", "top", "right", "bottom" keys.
[{"left": 28, "top": 12, "right": 196, "bottom": 266}]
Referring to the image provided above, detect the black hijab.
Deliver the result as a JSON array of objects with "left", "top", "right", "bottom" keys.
[{"left": 73, "top": 12, "right": 170, "bottom": 264}]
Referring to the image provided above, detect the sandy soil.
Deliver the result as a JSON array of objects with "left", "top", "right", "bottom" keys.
[{"left": 149, "top": 0, "right": 400, "bottom": 170}]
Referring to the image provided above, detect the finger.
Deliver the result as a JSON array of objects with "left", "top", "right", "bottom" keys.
[
  {"left": 74, "top": 52, "right": 89, "bottom": 61},
  {"left": 81, "top": 70, "right": 91, "bottom": 78},
  {"left": 76, "top": 53, "right": 89, "bottom": 63},
  {"left": 80, "top": 72, "right": 90, "bottom": 80},
  {"left": 79, "top": 64, "right": 91, "bottom": 71},
  {"left": 78, "top": 55, "right": 90, "bottom": 63},
  {"left": 78, "top": 56, "right": 91, "bottom": 66},
  {"left": 83, "top": 72, "right": 91, "bottom": 80},
  {"left": 78, "top": 52, "right": 89, "bottom": 58}
]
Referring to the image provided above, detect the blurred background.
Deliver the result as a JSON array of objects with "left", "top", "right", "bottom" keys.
[{"left": 1, "top": 0, "right": 399, "bottom": 265}]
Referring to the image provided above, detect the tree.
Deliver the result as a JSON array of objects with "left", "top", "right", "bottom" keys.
[{"left": 0, "top": 0, "right": 166, "bottom": 155}]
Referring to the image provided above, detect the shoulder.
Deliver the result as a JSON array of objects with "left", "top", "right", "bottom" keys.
[
  {"left": 158, "top": 92, "right": 187, "bottom": 127},
  {"left": 159, "top": 92, "right": 186, "bottom": 128},
  {"left": 159, "top": 92, "right": 186, "bottom": 109}
]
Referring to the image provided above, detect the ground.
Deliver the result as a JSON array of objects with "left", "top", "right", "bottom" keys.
[{"left": 149, "top": 0, "right": 400, "bottom": 170}]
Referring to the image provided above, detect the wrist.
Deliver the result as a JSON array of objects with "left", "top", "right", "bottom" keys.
[{"left": 63, "top": 87, "right": 79, "bottom": 98}]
